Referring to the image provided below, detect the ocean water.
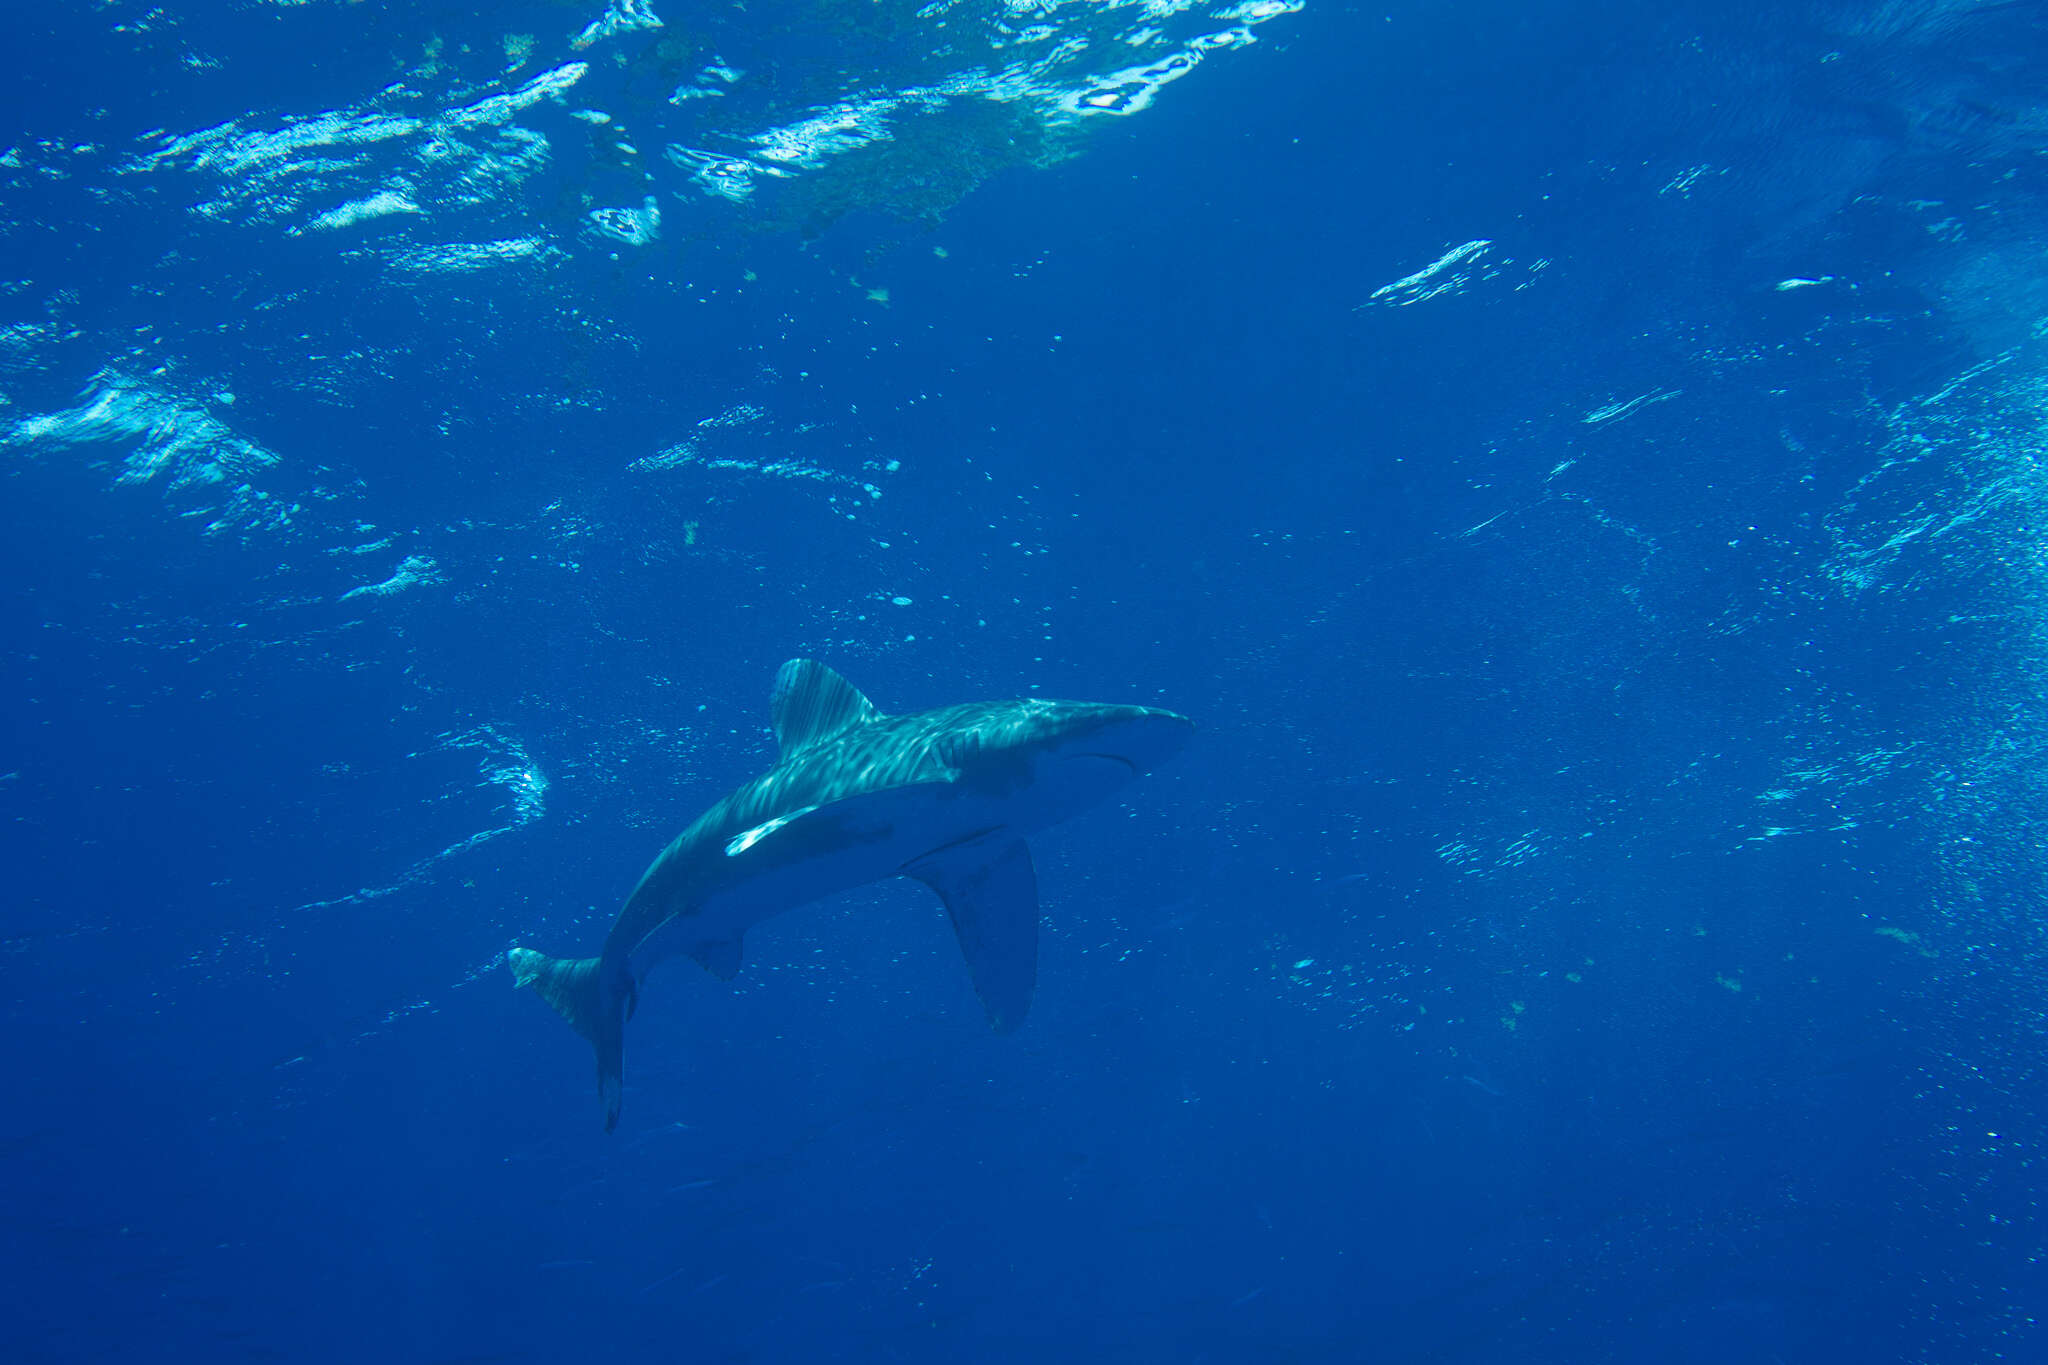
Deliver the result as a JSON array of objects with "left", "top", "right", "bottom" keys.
[{"left": 6, "top": 0, "right": 2048, "bottom": 1360}]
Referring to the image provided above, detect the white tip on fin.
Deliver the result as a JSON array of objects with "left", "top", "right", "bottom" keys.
[{"left": 725, "top": 805, "right": 819, "bottom": 857}]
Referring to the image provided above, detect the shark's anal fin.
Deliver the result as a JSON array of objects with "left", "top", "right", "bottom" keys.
[
  {"left": 906, "top": 839, "right": 1038, "bottom": 1033},
  {"left": 771, "top": 659, "right": 880, "bottom": 758},
  {"left": 688, "top": 937, "right": 744, "bottom": 982}
]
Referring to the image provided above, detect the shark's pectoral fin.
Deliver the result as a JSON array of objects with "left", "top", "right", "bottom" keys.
[
  {"left": 726, "top": 807, "right": 818, "bottom": 857},
  {"left": 688, "top": 937, "right": 744, "bottom": 982},
  {"left": 906, "top": 839, "right": 1038, "bottom": 1033}
]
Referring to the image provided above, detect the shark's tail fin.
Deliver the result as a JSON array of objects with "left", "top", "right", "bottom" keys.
[{"left": 508, "top": 947, "right": 628, "bottom": 1132}]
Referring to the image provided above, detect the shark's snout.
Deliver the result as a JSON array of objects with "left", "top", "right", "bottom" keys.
[{"left": 1068, "top": 705, "right": 1194, "bottom": 776}]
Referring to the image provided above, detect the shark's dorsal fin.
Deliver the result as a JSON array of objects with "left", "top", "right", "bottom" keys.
[
  {"left": 906, "top": 838, "right": 1039, "bottom": 1034},
  {"left": 771, "top": 659, "right": 880, "bottom": 759}
]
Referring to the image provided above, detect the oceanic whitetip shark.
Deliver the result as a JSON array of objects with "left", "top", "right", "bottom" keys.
[{"left": 510, "top": 659, "right": 1193, "bottom": 1130}]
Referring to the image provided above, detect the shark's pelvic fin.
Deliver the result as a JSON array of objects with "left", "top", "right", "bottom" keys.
[
  {"left": 907, "top": 839, "right": 1039, "bottom": 1033},
  {"left": 688, "top": 937, "right": 744, "bottom": 981},
  {"left": 509, "top": 946, "right": 629, "bottom": 1132},
  {"left": 771, "top": 658, "right": 881, "bottom": 759}
]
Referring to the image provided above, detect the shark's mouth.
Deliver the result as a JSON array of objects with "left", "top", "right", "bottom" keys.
[
  {"left": 1074, "top": 753, "right": 1140, "bottom": 776},
  {"left": 906, "top": 826, "right": 1009, "bottom": 871}
]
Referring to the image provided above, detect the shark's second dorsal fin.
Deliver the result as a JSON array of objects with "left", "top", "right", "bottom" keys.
[{"left": 771, "top": 659, "right": 880, "bottom": 758}]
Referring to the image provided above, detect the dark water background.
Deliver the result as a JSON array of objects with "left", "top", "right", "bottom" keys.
[{"left": 7, "top": 1, "right": 2048, "bottom": 1360}]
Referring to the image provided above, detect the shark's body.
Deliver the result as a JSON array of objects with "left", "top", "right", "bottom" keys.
[{"left": 510, "top": 659, "right": 1192, "bottom": 1130}]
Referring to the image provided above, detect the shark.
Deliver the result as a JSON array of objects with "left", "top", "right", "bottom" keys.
[{"left": 509, "top": 658, "right": 1193, "bottom": 1130}]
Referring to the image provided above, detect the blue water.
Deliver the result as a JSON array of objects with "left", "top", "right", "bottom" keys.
[{"left": 7, "top": 0, "right": 2048, "bottom": 1360}]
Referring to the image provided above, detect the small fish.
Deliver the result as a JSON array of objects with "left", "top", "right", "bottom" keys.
[
  {"left": 621, "top": 1120, "right": 692, "bottom": 1151},
  {"left": 635, "top": 1265, "right": 693, "bottom": 1297}
]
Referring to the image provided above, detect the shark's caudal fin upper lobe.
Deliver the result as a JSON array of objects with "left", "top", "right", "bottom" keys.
[{"left": 508, "top": 947, "right": 627, "bottom": 1132}]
